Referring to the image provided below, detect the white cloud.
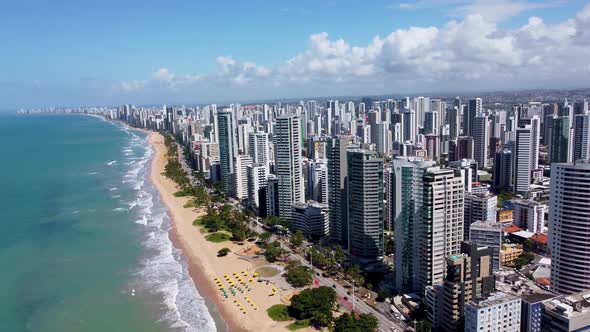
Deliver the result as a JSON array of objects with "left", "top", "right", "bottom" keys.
[{"left": 118, "top": 4, "right": 590, "bottom": 100}]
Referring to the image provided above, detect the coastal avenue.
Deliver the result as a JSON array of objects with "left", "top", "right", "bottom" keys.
[{"left": 175, "top": 143, "right": 406, "bottom": 332}]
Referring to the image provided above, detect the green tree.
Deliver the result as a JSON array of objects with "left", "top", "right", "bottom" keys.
[
  {"left": 264, "top": 241, "right": 285, "bottom": 262},
  {"left": 333, "top": 245, "right": 346, "bottom": 265},
  {"left": 334, "top": 313, "right": 379, "bottom": 332},
  {"left": 230, "top": 224, "right": 249, "bottom": 242},
  {"left": 288, "top": 286, "right": 337, "bottom": 326},
  {"left": 347, "top": 264, "right": 364, "bottom": 285},
  {"left": 217, "top": 248, "right": 231, "bottom": 257},
  {"left": 291, "top": 230, "right": 304, "bottom": 248},
  {"left": 285, "top": 266, "right": 313, "bottom": 288},
  {"left": 259, "top": 232, "right": 272, "bottom": 244}
]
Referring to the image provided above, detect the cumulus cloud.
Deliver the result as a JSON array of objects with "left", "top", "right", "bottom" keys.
[{"left": 118, "top": 4, "right": 590, "bottom": 99}]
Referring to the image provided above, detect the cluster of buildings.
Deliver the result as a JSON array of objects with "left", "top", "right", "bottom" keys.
[{"left": 96, "top": 96, "right": 590, "bottom": 331}]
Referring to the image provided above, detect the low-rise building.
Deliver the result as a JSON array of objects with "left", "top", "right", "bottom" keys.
[
  {"left": 465, "top": 292, "right": 522, "bottom": 332},
  {"left": 542, "top": 290, "right": 590, "bottom": 331},
  {"left": 497, "top": 209, "right": 514, "bottom": 224},
  {"left": 501, "top": 243, "right": 524, "bottom": 267}
]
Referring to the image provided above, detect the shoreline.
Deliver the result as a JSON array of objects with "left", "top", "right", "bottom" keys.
[{"left": 146, "top": 131, "right": 291, "bottom": 332}]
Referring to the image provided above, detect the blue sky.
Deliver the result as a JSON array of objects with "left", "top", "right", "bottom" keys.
[{"left": 1, "top": 0, "right": 590, "bottom": 109}]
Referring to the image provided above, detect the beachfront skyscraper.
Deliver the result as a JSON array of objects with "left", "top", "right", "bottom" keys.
[
  {"left": 218, "top": 109, "right": 237, "bottom": 194},
  {"left": 392, "top": 158, "right": 432, "bottom": 292},
  {"left": 392, "top": 158, "right": 465, "bottom": 294},
  {"left": 347, "top": 149, "right": 384, "bottom": 264},
  {"left": 550, "top": 161, "right": 590, "bottom": 294},
  {"left": 327, "top": 136, "right": 352, "bottom": 248},
  {"left": 275, "top": 115, "right": 304, "bottom": 221},
  {"left": 420, "top": 168, "right": 465, "bottom": 292}
]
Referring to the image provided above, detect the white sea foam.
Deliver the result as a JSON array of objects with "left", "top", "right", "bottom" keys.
[
  {"left": 88, "top": 172, "right": 98, "bottom": 175},
  {"left": 107, "top": 160, "right": 117, "bottom": 166},
  {"left": 113, "top": 207, "right": 126, "bottom": 212},
  {"left": 109, "top": 187, "right": 118, "bottom": 191},
  {"left": 118, "top": 126, "right": 215, "bottom": 332}
]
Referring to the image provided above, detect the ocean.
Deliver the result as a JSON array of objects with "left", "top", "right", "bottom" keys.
[{"left": 0, "top": 114, "right": 216, "bottom": 332}]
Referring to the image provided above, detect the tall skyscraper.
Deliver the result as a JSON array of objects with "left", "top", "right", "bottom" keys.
[
  {"left": 448, "top": 106, "right": 461, "bottom": 140},
  {"left": 464, "top": 98, "right": 482, "bottom": 136},
  {"left": 327, "top": 136, "right": 351, "bottom": 247},
  {"left": 275, "top": 115, "right": 304, "bottom": 220},
  {"left": 247, "top": 163, "right": 269, "bottom": 208},
  {"left": 248, "top": 132, "right": 270, "bottom": 165},
  {"left": 550, "top": 161, "right": 590, "bottom": 294},
  {"left": 217, "top": 109, "right": 237, "bottom": 194},
  {"left": 514, "top": 124, "right": 538, "bottom": 194},
  {"left": 347, "top": 149, "right": 384, "bottom": 263},
  {"left": 474, "top": 115, "right": 490, "bottom": 168},
  {"left": 232, "top": 154, "right": 252, "bottom": 199},
  {"left": 420, "top": 168, "right": 465, "bottom": 291},
  {"left": 549, "top": 116, "right": 571, "bottom": 163},
  {"left": 493, "top": 144, "right": 513, "bottom": 191},
  {"left": 392, "top": 158, "right": 433, "bottom": 292},
  {"left": 573, "top": 113, "right": 590, "bottom": 161}
]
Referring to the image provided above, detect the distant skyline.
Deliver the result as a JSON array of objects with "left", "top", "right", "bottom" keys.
[{"left": 2, "top": 0, "right": 590, "bottom": 108}]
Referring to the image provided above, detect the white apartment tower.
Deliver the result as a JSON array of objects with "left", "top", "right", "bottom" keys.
[
  {"left": 248, "top": 132, "right": 270, "bottom": 166},
  {"left": 550, "top": 161, "right": 590, "bottom": 294},
  {"left": 275, "top": 115, "right": 304, "bottom": 220}
]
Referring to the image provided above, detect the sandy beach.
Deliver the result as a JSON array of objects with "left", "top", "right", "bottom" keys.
[{"left": 147, "top": 131, "right": 292, "bottom": 332}]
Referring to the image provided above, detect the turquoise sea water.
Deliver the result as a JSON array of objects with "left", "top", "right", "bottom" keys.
[{"left": 0, "top": 114, "right": 216, "bottom": 332}]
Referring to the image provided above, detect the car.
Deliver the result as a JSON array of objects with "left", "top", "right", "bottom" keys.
[
  {"left": 343, "top": 296, "right": 348, "bottom": 301},
  {"left": 347, "top": 291, "right": 351, "bottom": 295},
  {"left": 332, "top": 284, "right": 337, "bottom": 288},
  {"left": 316, "top": 272, "right": 320, "bottom": 276}
]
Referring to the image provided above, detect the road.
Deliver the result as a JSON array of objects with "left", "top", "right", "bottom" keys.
[{"left": 176, "top": 143, "right": 406, "bottom": 332}]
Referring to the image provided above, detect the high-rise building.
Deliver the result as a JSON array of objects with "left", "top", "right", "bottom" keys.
[
  {"left": 392, "top": 158, "right": 432, "bottom": 292},
  {"left": 520, "top": 293, "right": 555, "bottom": 332},
  {"left": 464, "top": 98, "right": 482, "bottom": 136},
  {"left": 514, "top": 125, "right": 536, "bottom": 194},
  {"left": 248, "top": 132, "right": 270, "bottom": 165},
  {"left": 573, "top": 113, "right": 590, "bottom": 161},
  {"left": 469, "top": 221, "right": 502, "bottom": 272},
  {"left": 232, "top": 154, "right": 252, "bottom": 199},
  {"left": 449, "top": 106, "right": 461, "bottom": 140},
  {"left": 474, "top": 115, "right": 490, "bottom": 168},
  {"left": 464, "top": 193, "right": 497, "bottom": 240},
  {"left": 550, "top": 161, "right": 590, "bottom": 294},
  {"left": 464, "top": 293, "right": 521, "bottom": 332},
  {"left": 454, "top": 136, "right": 475, "bottom": 161},
  {"left": 347, "top": 149, "right": 384, "bottom": 264},
  {"left": 291, "top": 201, "right": 330, "bottom": 240},
  {"left": 275, "top": 115, "right": 304, "bottom": 220},
  {"left": 494, "top": 144, "right": 513, "bottom": 191},
  {"left": 218, "top": 109, "right": 237, "bottom": 194},
  {"left": 247, "top": 163, "right": 269, "bottom": 208},
  {"left": 304, "top": 159, "right": 328, "bottom": 204},
  {"left": 549, "top": 116, "right": 571, "bottom": 163},
  {"left": 420, "top": 167, "right": 465, "bottom": 292},
  {"left": 266, "top": 175, "right": 279, "bottom": 217},
  {"left": 327, "top": 136, "right": 353, "bottom": 247}
]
